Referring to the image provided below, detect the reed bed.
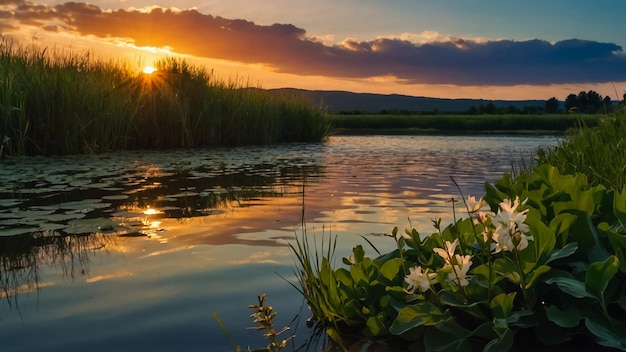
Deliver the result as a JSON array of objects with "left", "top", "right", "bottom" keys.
[
  {"left": 327, "top": 113, "right": 601, "bottom": 134},
  {"left": 0, "top": 38, "right": 328, "bottom": 156}
]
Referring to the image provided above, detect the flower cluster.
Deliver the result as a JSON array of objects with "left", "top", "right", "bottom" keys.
[{"left": 404, "top": 195, "right": 531, "bottom": 293}]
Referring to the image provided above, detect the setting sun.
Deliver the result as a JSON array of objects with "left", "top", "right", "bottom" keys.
[{"left": 142, "top": 65, "right": 157, "bottom": 74}]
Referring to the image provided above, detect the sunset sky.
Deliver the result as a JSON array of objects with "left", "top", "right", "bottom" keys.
[{"left": 2, "top": 0, "right": 626, "bottom": 100}]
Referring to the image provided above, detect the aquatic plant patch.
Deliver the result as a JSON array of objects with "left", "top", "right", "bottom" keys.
[{"left": 292, "top": 164, "right": 626, "bottom": 350}]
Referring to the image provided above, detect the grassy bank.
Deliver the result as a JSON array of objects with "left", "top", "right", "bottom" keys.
[
  {"left": 0, "top": 39, "right": 328, "bottom": 156},
  {"left": 536, "top": 110, "right": 626, "bottom": 190},
  {"left": 327, "top": 113, "right": 601, "bottom": 135}
]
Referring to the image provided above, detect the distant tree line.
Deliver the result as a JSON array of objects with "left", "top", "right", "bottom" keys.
[{"left": 336, "top": 90, "right": 625, "bottom": 115}]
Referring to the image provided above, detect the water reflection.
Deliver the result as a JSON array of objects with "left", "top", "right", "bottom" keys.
[
  {"left": 0, "top": 135, "right": 559, "bottom": 351},
  {"left": 0, "top": 230, "right": 114, "bottom": 306}
]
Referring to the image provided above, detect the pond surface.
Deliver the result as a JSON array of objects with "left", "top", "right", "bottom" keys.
[{"left": 0, "top": 135, "right": 558, "bottom": 351}]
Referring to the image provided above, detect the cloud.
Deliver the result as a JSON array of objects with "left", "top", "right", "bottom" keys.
[{"left": 3, "top": 0, "right": 626, "bottom": 86}]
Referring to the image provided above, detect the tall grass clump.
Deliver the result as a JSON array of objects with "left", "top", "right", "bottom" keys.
[
  {"left": 0, "top": 38, "right": 328, "bottom": 156},
  {"left": 536, "top": 109, "right": 626, "bottom": 190}
]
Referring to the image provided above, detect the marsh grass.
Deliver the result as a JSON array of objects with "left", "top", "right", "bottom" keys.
[
  {"left": 0, "top": 38, "right": 327, "bottom": 156},
  {"left": 327, "top": 113, "right": 601, "bottom": 134},
  {"left": 536, "top": 109, "right": 626, "bottom": 190}
]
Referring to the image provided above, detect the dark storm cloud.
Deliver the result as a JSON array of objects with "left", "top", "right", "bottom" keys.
[{"left": 3, "top": 0, "right": 625, "bottom": 85}]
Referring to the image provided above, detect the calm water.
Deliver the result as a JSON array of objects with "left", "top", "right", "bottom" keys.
[{"left": 0, "top": 135, "right": 558, "bottom": 351}]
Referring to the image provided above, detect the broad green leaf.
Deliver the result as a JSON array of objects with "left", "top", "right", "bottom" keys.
[
  {"left": 549, "top": 213, "right": 577, "bottom": 245},
  {"left": 585, "top": 256, "right": 619, "bottom": 309},
  {"left": 490, "top": 292, "right": 516, "bottom": 319},
  {"left": 565, "top": 209, "right": 610, "bottom": 262},
  {"left": 605, "top": 226, "right": 626, "bottom": 273},
  {"left": 493, "top": 257, "right": 521, "bottom": 285},
  {"left": 364, "top": 313, "right": 387, "bottom": 337},
  {"left": 545, "top": 305, "right": 581, "bottom": 328},
  {"left": 483, "top": 328, "right": 514, "bottom": 352},
  {"left": 380, "top": 257, "right": 402, "bottom": 282},
  {"left": 524, "top": 213, "right": 556, "bottom": 267},
  {"left": 525, "top": 265, "right": 552, "bottom": 289},
  {"left": 334, "top": 268, "right": 353, "bottom": 287},
  {"left": 546, "top": 242, "right": 578, "bottom": 264},
  {"left": 354, "top": 244, "right": 365, "bottom": 263},
  {"left": 439, "top": 291, "right": 490, "bottom": 321},
  {"left": 467, "top": 322, "right": 498, "bottom": 340},
  {"left": 585, "top": 317, "right": 626, "bottom": 349},
  {"left": 389, "top": 302, "right": 447, "bottom": 335},
  {"left": 544, "top": 275, "right": 593, "bottom": 299},
  {"left": 350, "top": 263, "right": 368, "bottom": 286},
  {"left": 424, "top": 328, "right": 472, "bottom": 352}
]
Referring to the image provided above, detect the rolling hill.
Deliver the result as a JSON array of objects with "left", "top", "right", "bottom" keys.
[{"left": 269, "top": 88, "right": 545, "bottom": 113}]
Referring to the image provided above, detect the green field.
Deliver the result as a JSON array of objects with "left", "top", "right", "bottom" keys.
[{"left": 327, "top": 113, "right": 602, "bottom": 134}]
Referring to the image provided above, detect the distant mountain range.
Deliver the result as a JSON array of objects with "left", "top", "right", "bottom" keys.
[{"left": 268, "top": 88, "right": 546, "bottom": 113}]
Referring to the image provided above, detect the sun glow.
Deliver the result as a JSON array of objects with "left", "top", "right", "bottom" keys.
[{"left": 142, "top": 65, "right": 157, "bottom": 74}]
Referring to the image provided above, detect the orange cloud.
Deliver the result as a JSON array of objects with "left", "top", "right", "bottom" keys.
[{"left": 3, "top": 1, "right": 626, "bottom": 86}]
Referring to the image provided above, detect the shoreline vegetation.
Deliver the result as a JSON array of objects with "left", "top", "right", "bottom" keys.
[
  {"left": 288, "top": 108, "right": 626, "bottom": 351},
  {"left": 327, "top": 114, "right": 602, "bottom": 136},
  {"left": 0, "top": 38, "right": 327, "bottom": 156}
]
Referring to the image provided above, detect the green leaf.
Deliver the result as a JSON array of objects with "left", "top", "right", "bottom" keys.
[
  {"left": 350, "top": 263, "right": 368, "bottom": 286},
  {"left": 549, "top": 213, "right": 577, "bottom": 245},
  {"left": 389, "top": 302, "right": 447, "bottom": 335},
  {"left": 565, "top": 209, "right": 610, "bottom": 263},
  {"left": 544, "top": 275, "right": 593, "bottom": 299},
  {"left": 614, "top": 188, "right": 626, "bottom": 229},
  {"left": 353, "top": 244, "right": 365, "bottom": 263},
  {"left": 585, "top": 317, "right": 626, "bottom": 349},
  {"left": 325, "top": 327, "right": 347, "bottom": 351},
  {"left": 380, "top": 257, "right": 402, "bottom": 282},
  {"left": 493, "top": 257, "right": 521, "bottom": 285},
  {"left": 364, "top": 312, "right": 388, "bottom": 337},
  {"left": 525, "top": 265, "right": 552, "bottom": 289},
  {"left": 545, "top": 305, "right": 581, "bottom": 328},
  {"left": 423, "top": 328, "right": 473, "bottom": 352},
  {"left": 523, "top": 211, "right": 556, "bottom": 267},
  {"left": 440, "top": 291, "right": 490, "bottom": 321},
  {"left": 585, "top": 255, "right": 619, "bottom": 310},
  {"left": 490, "top": 293, "right": 516, "bottom": 319},
  {"left": 483, "top": 327, "right": 514, "bottom": 352},
  {"left": 334, "top": 268, "right": 353, "bottom": 287},
  {"left": 546, "top": 242, "right": 578, "bottom": 264}
]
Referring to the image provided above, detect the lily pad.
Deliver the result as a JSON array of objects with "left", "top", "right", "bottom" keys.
[
  {"left": 0, "top": 226, "right": 38, "bottom": 237},
  {"left": 0, "top": 199, "right": 23, "bottom": 207},
  {"left": 102, "top": 195, "right": 129, "bottom": 200}
]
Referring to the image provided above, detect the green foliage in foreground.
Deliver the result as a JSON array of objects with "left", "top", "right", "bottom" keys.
[
  {"left": 0, "top": 39, "right": 327, "bottom": 156},
  {"left": 536, "top": 110, "right": 626, "bottom": 190},
  {"left": 292, "top": 165, "right": 626, "bottom": 351},
  {"left": 327, "top": 114, "right": 601, "bottom": 134}
]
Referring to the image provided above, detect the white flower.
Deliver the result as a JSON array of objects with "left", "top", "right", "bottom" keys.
[
  {"left": 466, "top": 195, "right": 488, "bottom": 213},
  {"left": 491, "top": 196, "right": 531, "bottom": 252},
  {"left": 466, "top": 195, "right": 494, "bottom": 224},
  {"left": 405, "top": 266, "right": 435, "bottom": 293},
  {"left": 433, "top": 239, "right": 459, "bottom": 265},
  {"left": 446, "top": 254, "right": 472, "bottom": 287}
]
